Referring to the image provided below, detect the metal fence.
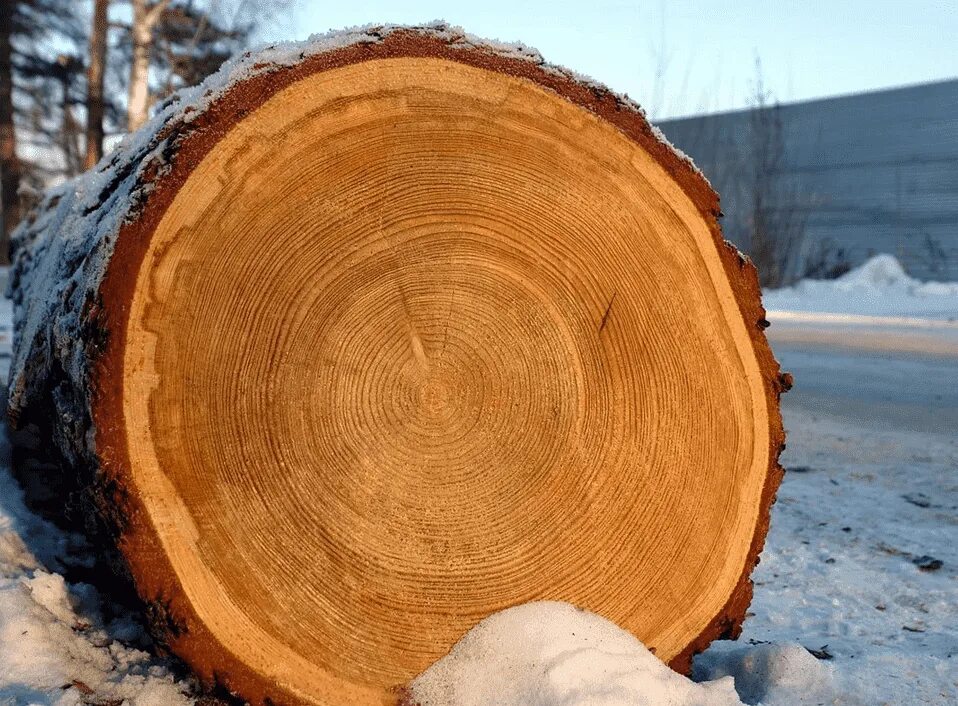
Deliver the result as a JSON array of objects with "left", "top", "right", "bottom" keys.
[{"left": 659, "top": 78, "right": 958, "bottom": 282}]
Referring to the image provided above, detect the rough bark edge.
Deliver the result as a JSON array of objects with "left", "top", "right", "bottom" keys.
[{"left": 10, "top": 22, "right": 786, "bottom": 706}]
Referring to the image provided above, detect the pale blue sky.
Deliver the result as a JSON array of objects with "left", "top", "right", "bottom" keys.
[{"left": 260, "top": 1, "right": 958, "bottom": 119}]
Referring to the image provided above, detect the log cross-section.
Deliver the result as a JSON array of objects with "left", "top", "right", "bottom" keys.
[{"left": 7, "top": 23, "right": 786, "bottom": 706}]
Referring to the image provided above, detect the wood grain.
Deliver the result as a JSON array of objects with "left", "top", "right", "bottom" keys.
[{"left": 11, "top": 27, "right": 786, "bottom": 706}]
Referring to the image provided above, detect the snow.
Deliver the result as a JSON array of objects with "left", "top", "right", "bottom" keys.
[
  {"left": 408, "top": 601, "right": 746, "bottom": 706},
  {"left": 764, "top": 254, "right": 958, "bottom": 321},
  {"left": 695, "top": 643, "right": 837, "bottom": 706},
  {"left": 0, "top": 572, "right": 190, "bottom": 706},
  {"left": 712, "top": 401, "right": 958, "bottom": 704}
]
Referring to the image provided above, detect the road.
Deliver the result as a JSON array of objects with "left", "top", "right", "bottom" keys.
[{"left": 767, "top": 317, "right": 958, "bottom": 436}]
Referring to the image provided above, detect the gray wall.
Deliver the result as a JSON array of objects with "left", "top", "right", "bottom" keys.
[{"left": 659, "top": 79, "right": 958, "bottom": 281}]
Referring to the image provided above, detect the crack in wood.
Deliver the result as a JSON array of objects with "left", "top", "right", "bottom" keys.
[{"left": 598, "top": 292, "right": 617, "bottom": 334}]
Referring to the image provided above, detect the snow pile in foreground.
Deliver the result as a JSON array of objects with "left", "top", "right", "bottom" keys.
[
  {"left": 764, "top": 254, "right": 958, "bottom": 320},
  {"left": 409, "top": 602, "right": 747, "bottom": 706}
]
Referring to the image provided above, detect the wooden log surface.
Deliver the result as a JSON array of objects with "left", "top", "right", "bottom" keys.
[{"left": 7, "top": 22, "right": 788, "bottom": 706}]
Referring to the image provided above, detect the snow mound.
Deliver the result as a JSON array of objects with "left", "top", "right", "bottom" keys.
[
  {"left": 764, "top": 254, "right": 958, "bottom": 320},
  {"left": 695, "top": 642, "right": 836, "bottom": 706},
  {"left": 836, "top": 253, "right": 911, "bottom": 289},
  {"left": 408, "top": 601, "right": 744, "bottom": 706}
]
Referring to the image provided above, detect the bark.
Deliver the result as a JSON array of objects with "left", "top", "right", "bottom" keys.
[
  {"left": 0, "top": 0, "right": 19, "bottom": 263},
  {"left": 84, "top": 0, "right": 110, "bottom": 169},
  {"left": 7, "top": 24, "right": 788, "bottom": 706}
]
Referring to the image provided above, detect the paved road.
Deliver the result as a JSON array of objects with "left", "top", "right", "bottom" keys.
[{"left": 767, "top": 320, "right": 958, "bottom": 436}]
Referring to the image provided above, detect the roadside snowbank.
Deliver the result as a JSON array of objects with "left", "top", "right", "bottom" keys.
[{"left": 764, "top": 254, "right": 958, "bottom": 320}]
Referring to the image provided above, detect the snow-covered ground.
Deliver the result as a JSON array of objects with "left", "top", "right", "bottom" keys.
[
  {"left": 2, "top": 256, "right": 957, "bottom": 704},
  {"left": 711, "top": 401, "right": 958, "bottom": 705},
  {"left": 742, "top": 255, "right": 957, "bottom": 704}
]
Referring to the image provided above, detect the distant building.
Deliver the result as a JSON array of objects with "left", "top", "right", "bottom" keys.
[{"left": 658, "top": 79, "right": 958, "bottom": 282}]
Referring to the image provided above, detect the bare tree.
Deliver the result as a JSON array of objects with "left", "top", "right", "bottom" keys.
[
  {"left": 127, "top": 1, "right": 280, "bottom": 131},
  {"left": 84, "top": 0, "right": 110, "bottom": 168},
  {"left": 0, "top": 0, "right": 20, "bottom": 260},
  {"left": 53, "top": 53, "right": 84, "bottom": 176},
  {"left": 742, "top": 59, "right": 807, "bottom": 288},
  {"left": 0, "top": 0, "right": 92, "bottom": 243},
  {"left": 0, "top": 0, "right": 289, "bottom": 245},
  {"left": 152, "top": 1, "right": 249, "bottom": 101},
  {"left": 127, "top": 0, "right": 171, "bottom": 131},
  {"left": 802, "top": 237, "right": 851, "bottom": 280},
  {"left": 646, "top": 1, "right": 672, "bottom": 121}
]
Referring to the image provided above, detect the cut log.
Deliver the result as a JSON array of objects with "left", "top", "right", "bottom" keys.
[{"left": 7, "top": 23, "right": 787, "bottom": 706}]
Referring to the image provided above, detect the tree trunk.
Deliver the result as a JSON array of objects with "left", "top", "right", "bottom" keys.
[
  {"left": 84, "top": 0, "right": 110, "bottom": 169},
  {"left": 56, "top": 55, "right": 83, "bottom": 177},
  {"left": 127, "top": 0, "right": 168, "bottom": 131},
  {"left": 0, "top": 0, "right": 19, "bottom": 263},
  {"left": 7, "top": 25, "right": 788, "bottom": 706}
]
